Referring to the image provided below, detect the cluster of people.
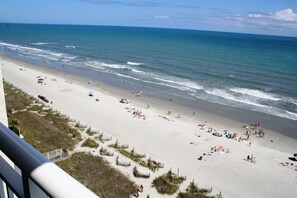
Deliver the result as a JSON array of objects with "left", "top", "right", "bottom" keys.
[
  {"left": 211, "top": 145, "right": 225, "bottom": 153},
  {"left": 212, "top": 132, "right": 223, "bottom": 137},
  {"left": 254, "top": 128, "right": 265, "bottom": 137},
  {"left": 132, "top": 108, "right": 146, "bottom": 120},
  {"left": 224, "top": 131, "right": 237, "bottom": 139}
]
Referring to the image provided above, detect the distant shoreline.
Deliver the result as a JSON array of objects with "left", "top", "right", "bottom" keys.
[{"left": 2, "top": 55, "right": 297, "bottom": 140}]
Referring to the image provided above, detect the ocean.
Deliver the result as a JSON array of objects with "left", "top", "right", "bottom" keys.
[{"left": 1, "top": 23, "right": 297, "bottom": 121}]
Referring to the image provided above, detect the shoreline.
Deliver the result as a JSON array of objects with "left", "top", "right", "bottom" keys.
[
  {"left": 1, "top": 56, "right": 297, "bottom": 198},
  {"left": 3, "top": 55, "right": 297, "bottom": 140}
]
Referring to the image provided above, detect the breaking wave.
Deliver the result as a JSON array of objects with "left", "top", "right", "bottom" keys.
[
  {"left": 230, "top": 88, "right": 280, "bottom": 101},
  {"left": 205, "top": 89, "right": 268, "bottom": 107},
  {"left": 127, "top": 61, "right": 143, "bottom": 66}
]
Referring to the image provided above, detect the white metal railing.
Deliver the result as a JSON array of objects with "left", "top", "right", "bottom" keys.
[{"left": 0, "top": 122, "right": 99, "bottom": 198}]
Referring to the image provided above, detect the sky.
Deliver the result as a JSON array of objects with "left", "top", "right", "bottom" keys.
[{"left": 0, "top": 0, "right": 297, "bottom": 36}]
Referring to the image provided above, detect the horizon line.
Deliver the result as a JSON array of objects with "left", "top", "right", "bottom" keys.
[{"left": 0, "top": 21, "right": 296, "bottom": 38}]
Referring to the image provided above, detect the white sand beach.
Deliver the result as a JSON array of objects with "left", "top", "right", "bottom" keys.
[{"left": 1, "top": 56, "right": 297, "bottom": 198}]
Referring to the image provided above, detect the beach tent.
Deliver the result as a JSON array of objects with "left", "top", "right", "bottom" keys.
[{"left": 120, "top": 98, "right": 129, "bottom": 104}]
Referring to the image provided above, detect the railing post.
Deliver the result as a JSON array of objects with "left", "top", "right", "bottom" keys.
[
  {"left": 22, "top": 171, "right": 31, "bottom": 198},
  {"left": 0, "top": 178, "right": 7, "bottom": 198},
  {"left": 6, "top": 186, "right": 14, "bottom": 198}
]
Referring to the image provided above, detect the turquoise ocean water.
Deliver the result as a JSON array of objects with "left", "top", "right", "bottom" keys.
[{"left": 1, "top": 23, "right": 297, "bottom": 121}]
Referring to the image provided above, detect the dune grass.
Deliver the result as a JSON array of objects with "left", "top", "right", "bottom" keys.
[
  {"left": 86, "top": 127, "right": 97, "bottom": 136},
  {"left": 4, "top": 82, "right": 32, "bottom": 112},
  {"left": 177, "top": 181, "right": 214, "bottom": 198},
  {"left": 152, "top": 170, "right": 186, "bottom": 195},
  {"left": 11, "top": 111, "right": 80, "bottom": 153},
  {"left": 4, "top": 81, "right": 81, "bottom": 153},
  {"left": 57, "top": 152, "right": 136, "bottom": 198},
  {"left": 82, "top": 138, "right": 99, "bottom": 148},
  {"left": 109, "top": 141, "right": 160, "bottom": 172}
]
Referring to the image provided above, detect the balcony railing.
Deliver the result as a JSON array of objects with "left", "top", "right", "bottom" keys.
[{"left": 0, "top": 122, "right": 99, "bottom": 198}]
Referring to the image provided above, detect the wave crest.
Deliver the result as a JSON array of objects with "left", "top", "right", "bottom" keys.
[
  {"left": 205, "top": 89, "right": 268, "bottom": 107},
  {"left": 65, "top": 45, "right": 76, "bottom": 48},
  {"left": 127, "top": 61, "right": 143, "bottom": 66},
  {"left": 230, "top": 88, "right": 280, "bottom": 101}
]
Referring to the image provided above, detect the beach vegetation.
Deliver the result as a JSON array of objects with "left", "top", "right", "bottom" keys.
[
  {"left": 4, "top": 82, "right": 32, "bottom": 112},
  {"left": 28, "top": 104, "right": 44, "bottom": 112},
  {"left": 4, "top": 82, "right": 81, "bottom": 153},
  {"left": 82, "top": 138, "right": 99, "bottom": 148},
  {"left": 95, "top": 132, "right": 112, "bottom": 143},
  {"left": 109, "top": 142, "right": 160, "bottom": 171},
  {"left": 86, "top": 127, "right": 97, "bottom": 136},
  {"left": 96, "top": 133, "right": 104, "bottom": 142},
  {"left": 152, "top": 170, "right": 186, "bottom": 195},
  {"left": 177, "top": 181, "right": 214, "bottom": 198},
  {"left": 8, "top": 119, "right": 20, "bottom": 135},
  {"left": 9, "top": 111, "right": 79, "bottom": 153},
  {"left": 57, "top": 152, "right": 136, "bottom": 198}
]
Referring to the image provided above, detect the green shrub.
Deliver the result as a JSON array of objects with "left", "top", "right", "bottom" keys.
[{"left": 82, "top": 138, "right": 99, "bottom": 148}]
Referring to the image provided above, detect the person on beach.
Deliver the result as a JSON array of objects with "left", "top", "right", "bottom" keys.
[
  {"left": 146, "top": 104, "right": 150, "bottom": 109},
  {"left": 140, "top": 184, "right": 143, "bottom": 192},
  {"left": 136, "top": 91, "right": 142, "bottom": 97},
  {"left": 177, "top": 113, "right": 181, "bottom": 118},
  {"left": 167, "top": 110, "right": 172, "bottom": 115}
]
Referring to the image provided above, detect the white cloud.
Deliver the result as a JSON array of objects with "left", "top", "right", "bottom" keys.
[
  {"left": 154, "top": 15, "right": 170, "bottom": 19},
  {"left": 202, "top": 8, "right": 297, "bottom": 36},
  {"left": 273, "top": 9, "right": 297, "bottom": 22},
  {"left": 249, "top": 8, "right": 297, "bottom": 22}
]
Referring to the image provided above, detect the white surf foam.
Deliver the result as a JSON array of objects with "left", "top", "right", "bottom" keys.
[
  {"left": 230, "top": 88, "right": 280, "bottom": 101},
  {"left": 35, "top": 54, "right": 59, "bottom": 61},
  {"left": 113, "top": 72, "right": 190, "bottom": 91},
  {"left": 131, "top": 69, "right": 146, "bottom": 74},
  {"left": 84, "top": 61, "right": 105, "bottom": 70},
  {"left": 115, "top": 73, "right": 140, "bottom": 81},
  {"left": 127, "top": 61, "right": 143, "bottom": 66},
  {"left": 102, "top": 63, "right": 127, "bottom": 69},
  {"left": 205, "top": 89, "right": 267, "bottom": 107},
  {"left": 286, "top": 111, "right": 297, "bottom": 120},
  {"left": 31, "top": 42, "right": 53, "bottom": 45},
  {"left": 153, "top": 76, "right": 203, "bottom": 91},
  {"left": 0, "top": 42, "right": 76, "bottom": 62},
  {"left": 65, "top": 45, "right": 76, "bottom": 49}
]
